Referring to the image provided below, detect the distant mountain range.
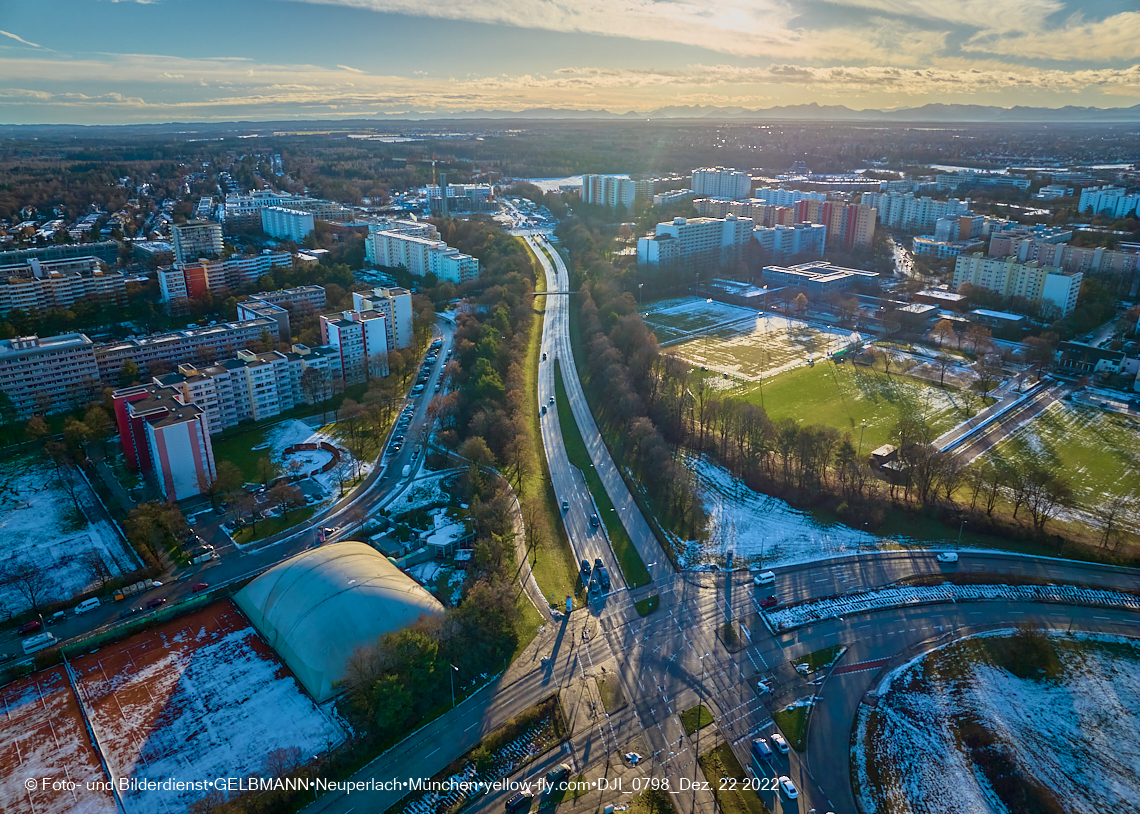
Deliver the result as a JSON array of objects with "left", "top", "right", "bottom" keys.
[{"left": 396, "top": 102, "right": 1140, "bottom": 123}]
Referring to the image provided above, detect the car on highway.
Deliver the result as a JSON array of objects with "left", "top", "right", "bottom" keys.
[
  {"left": 145, "top": 597, "right": 167, "bottom": 610},
  {"left": 580, "top": 559, "right": 591, "bottom": 576},
  {"left": 594, "top": 557, "right": 603, "bottom": 570},
  {"left": 589, "top": 513, "right": 600, "bottom": 528},
  {"left": 541, "top": 352, "right": 547, "bottom": 361},
  {"left": 751, "top": 737, "right": 773, "bottom": 761},
  {"left": 505, "top": 789, "right": 533, "bottom": 810},
  {"left": 770, "top": 733, "right": 789, "bottom": 754},
  {"left": 541, "top": 405, "right": 547, "bottom": 415},
  {"left": 561, "top": 500, "right": 569, "bottom": 512},
  {"left": 548, "top": 396, "right": 555, "bottom": 406},
  {"left": 777, "top": 776, "right": 798, "bottom": 799},
  {"left": 597, "top": 566, "right": 610, "bottom": 590},
  {"left": 937, "top": 552, "right": 959, "bottom": 563},
  {"left": 17, "top": 619, "right": 42, "bottom": 635}
]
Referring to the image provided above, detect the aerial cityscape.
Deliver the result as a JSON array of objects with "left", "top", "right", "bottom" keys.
[{"left": 1, "top": 3, "right": 1140, "bottom": 814}]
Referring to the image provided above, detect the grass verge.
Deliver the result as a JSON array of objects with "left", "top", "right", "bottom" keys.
[
  {"left": 597, "top": 675, "right": 626, "bottom": 713},
  {"left": 553, "top": 359, "right": 650, "bottom": 588},
  {"left": 698, "top": 742, "right": 772, "bottom": 814},
  {"left": 629, "top": 789, "right": 679, "bottom": 814},
  {"left": 680, "top": 703, "right": 715, "bottom": 735},
  {"left": 231, "top": 507, "right": 316, "bottom": 544},
  {"left": 796, "top": 644, "right": 845, "bottom": 673},
  {"left": 772, "top": 704, "right": 811, "bottom": 752},
  {"left": 635, "top": 594, "right": 660, "bottom": 616}
]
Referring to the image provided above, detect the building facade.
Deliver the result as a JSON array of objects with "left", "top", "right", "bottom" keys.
[
  {"left": 752, "top": 222, "right": 827, "bottom": 261},
  {"left": 94, "top": 318, "right": 278, "bottom": 382},
  {"left": 171, "top": 220, "right": 224, "bottom": 264},
  {"left": 637, "top": 215, "right": 755, "bottom": 268},
  {"left": 157, "top": 253, "right": 293, "bottom": 303},
  {"left": 0, "top": 333, "right": 101, "bottom": 418},
  {"left": 1079, "top": 186, "right": 1140, "bottom": 219},
  {"left": 580, "top": 175, "right": 636, "bottom": 209},
  {"left": 0, "top": 257, "right": 127, "bottom": 316},
  {"left": 691, "top": 168, "right": 752, "bottom": 200},
  {"left": 351, "top": 287, "right": 414, "bottom": 350},
  {"left": 860, "top": 192, "right": 972, "bottom": 231},
  {"left": 953, "top": 253, "right": 1082, "bottom": 317},
  {"left": 319, "top": 310, "right": 390, "bottom": 384},
  {"left": 365, "top": 228, "right": 478, "bottom": 284},
  {"left": 261, "top": 206, "right": 316, "bottom": 241}
]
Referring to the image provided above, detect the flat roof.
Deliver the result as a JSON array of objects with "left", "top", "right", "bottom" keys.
[{"left": 970, "top": 309, "right": 1026, "bottom": 321}]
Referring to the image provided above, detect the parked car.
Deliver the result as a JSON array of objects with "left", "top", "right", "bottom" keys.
[
  {"left": 505, "top": 789, "right": 533, "bottom": 810},
  {"left": 145, "top": 597, "right": 167, "bottom": 610},
  {"left": 119, "top": 606, "right": 141, "bottom": 619},
  {"left": 74, "top": 597, "right": 101, "bottom": 615},
  {"left": 770, "top": 733, "right": 789, "bottom": 754},
  {"left": 192, "top": 582, "right": 210, "bottom": 593},
  {"left": 777, "top": 776, "right": 798, "bottom": 799},
  {"left": 936, "top": 552, "right": 959, "bottom": 563},
  {"left": 759, "top": 596, "right": 778, "bottom": 609},
  {"left": 17, "top": 619, "right": 42, "bottom": 635}
]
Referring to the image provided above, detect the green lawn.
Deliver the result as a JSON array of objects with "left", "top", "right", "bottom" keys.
[
  {"left": 553, "top": 359, "right": 651, "bottom": 588},
  {"left": 231, "top": 506, "right": 316, "bottom": 544},
  {"left": 772, "top": 704, "right": 811, "bottom": 752},
  {"left": 597, "top": 675, "right": 626, "bottom": 712},
  {"left": 796, "top": 644, "right": 845, "bottom": 673},
  {"left": 739, "top": 361, "right": 974, "bottom": 452},
  {"left": 210, "top": 425, "right": 272, "bottom": 482},
  {"left": 635, "top": 594, "right": 660, "bottom": 616},
  {"left": 698, "top": 742, "right": 771, "bottom": 814},
  {"left": 680, "top": 703, "right": 715, "bottom": 735}
]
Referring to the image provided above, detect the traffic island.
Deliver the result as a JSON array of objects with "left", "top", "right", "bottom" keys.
[
  {"left": 596, "top": 674, "right": 627, "bottom": 713},
  {"left": 634, "top": 594, "right": 660, "bottom": 616},
  {"left": 772, "top": 701, "right": 812, "bottom": 752},
  {"left": 680, "top": 703, "right": 715, "bottom": 735},
  {"left": 698, "top": 742, "right": 772, "bottom": 814},
  {"left": 716, "top": 619, "right": 747, "bottom": 653}
]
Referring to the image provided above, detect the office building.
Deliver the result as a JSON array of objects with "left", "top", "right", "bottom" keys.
[
  {"left": 691, "top": 168, "right": 752, "bottom": 200},
  {"left": 1078, "top": 186, "right": 1140, "bottom": 219},
  {"left": 351, "top": 287, "right": 414, "bottom": 350},
  {"left": 752, "top": 222, "right": 827, "bottom": 261},
  {"left": 365, "top": 229, "right": 478, "bottom": 284},
  {"left": 261, "top": 206, "right": 315, "bottom": 241},
  {"left": 112, "top": 383, "right": 216, "bottom": 501},
  {"left": 0, "top": 333, "right": 101, "bottom": 419},
  {"left": 0, "top": 257, "right": 127, "bottom": 316},
  {"left": 171, "top": 220, "right": 224, "bottom": 264},
  {"left": 637, "top": 215, "right": 755, "bottom": 268},
  {"left": 953, "top": 254, "right": 1082, "bottom": 317},
  {"left": 320, "top": 309, "right": 390, "bottom": 384},
  {"left": 859, "top": 192, "right": 973, "bottom": 232},
  {"left": 1034, "top": 185, "right": 1073, "bottom": 200},
  {"left": 580, "top": 175, "right": 636, "bottom": 209},
  {"left": 761, "top": 261, "right": 879, "bottom": 296},
  {"left": 93, "top": 318, "right": 278, "bottom": 382}
]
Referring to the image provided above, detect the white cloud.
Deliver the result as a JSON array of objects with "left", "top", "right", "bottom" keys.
[
  {"left": 0, "top": 29, "right": 46, "bottom": 49},
  {"left": 338, "top": 64, "right": 365, "bottom": 73},
  {"left": 963, "top": 11, "right": 1140, "bottom": 60}
]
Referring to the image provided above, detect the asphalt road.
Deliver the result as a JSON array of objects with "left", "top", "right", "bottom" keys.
[{"left": 526, "top": 234, "right": 670, "bottom": 588}]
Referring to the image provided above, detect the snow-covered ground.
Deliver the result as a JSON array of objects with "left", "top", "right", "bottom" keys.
[
  {"left": 386, "top": 472, "right": 453, "bottom": 514},
  {"left": 0, "top": 453, "right": 138, "bottom": 612},
  {"left": 263, "top": 419, "right": 373, "bottom": 504},
  {"left": 72, "top": 604, "right": 343, "bottom": 814},
  {"left": 766, "top": 583, "right": 1140, "bottom": 630},
  {"left": 680, "top": 456, "right": 880, "bottom": 568},
  {"left": 856, "top": 631, "right": 1140, "bottom": 814}
]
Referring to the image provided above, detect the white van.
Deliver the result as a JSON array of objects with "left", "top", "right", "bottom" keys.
[
  {"left": 754, "top": 571, "right": 776, "bottom": 587},
  {"left": 74, "top": 597, "right": 101, "bottom": 615},
  {"left": 22, "top": 632, "right": 57, "bottom": 654}
]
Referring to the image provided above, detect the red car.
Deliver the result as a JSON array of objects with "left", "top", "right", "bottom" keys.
[
  {"left": 192, "top": 582, "right": 209, "bottom": 593},
  {"left": 759, "top": 596, "right": 779, "bottom": 609},
  {"left": 145, "top": 597, "right": 167, "bottom": 610},
  {"left": 17, "top": 619, "right": 42, "bottom": 635}
]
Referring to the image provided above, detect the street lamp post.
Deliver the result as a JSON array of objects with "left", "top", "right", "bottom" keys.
[
  {"left": 638, "top": 283, "right": 644, "bottom": 310},
  {"left": 859, "top": 419, "right": 867, "bottom": 456},
  {"left": 692, "top": 652, "right": 710, "bottom": 814},
  {"left": 450, "top": 663, "right": 459, "bottom": 709},
  {"left": 957, "top": 519, "right": 967, "bottom": 547}
]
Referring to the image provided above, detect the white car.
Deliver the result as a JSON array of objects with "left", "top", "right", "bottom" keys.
[
  {"left": 624, "top": 752, "right": 642, "bottom": 766},
  {"left": 777, "top": 776, "right": 798, "bottom": 799},
  {"left": 936, "top": 552, "right": 959, "bottom": 563},
  {"left": 756, "top": 680, "right": 771, "bottom": 694},
  {"left": 770, "top": 733, "right": 789, "bottom": 754}
]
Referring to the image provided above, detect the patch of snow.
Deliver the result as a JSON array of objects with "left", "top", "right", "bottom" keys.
[{"left": 387, "top": 473, "right": 452, "bottom": 514}]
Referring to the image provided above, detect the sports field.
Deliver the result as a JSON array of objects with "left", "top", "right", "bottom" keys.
[
  {"left": 642, "top": 297, "right": 862, "bottom": 381},
  {"left": 739, "top": 361, "right": 970, "bottom": 453}
]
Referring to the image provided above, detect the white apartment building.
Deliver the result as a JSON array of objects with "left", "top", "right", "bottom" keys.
[
  {"left": 320, "top": 310, "right": 390, "bottom": 384},
  {"left": 94, "top": 317, "right": 278, "bottom": 381},
  {"left": 752, "top": 187, "right": 827, "bottom": 207},
  {"left": 261, "top": 206, "right": 315, "bottom": 241},
  {"left": 580, "top": 175, "right": 636, "bottom": 209},
  {"left": 158, "top": 252, "right": 293, "bottom": 302},
  {"left": 0, "top": 333, "right": 101, "bottom": 418},
  {"left": 236, "top": 299, "right": 290, "bottom": 343},
  {"left": 860, "top": 192, "right": 973, "bottom": 231},
  {"left": 366, "top": 229, "right": 479, "bottom": 284},
  {"left": 1078, "top": 186, "right": 1140, "bottom": 219},
  {"left": 224, "top": 192, "right": 353, "bottom": 227},
  {"left": 752, "top": 222, "right": 827, "bottom": 261},
  {"left": 0, "top": 257, "right": 127, "bottom": 316},
  {"left": 652, "top": 189, "right": 697, "bottom": 206},
  {"left": 637, "top": 215, "right": 755, "bottom": 268},
  {"left": 171, "top": 220, "right": 224, "bottom": 263},
  {"left": 352, "top": 286, "right": 414, "bottom": 350},
  {"left": 245, "top": 285, "right": 326, "bottom": 315},
  {"left": 954, "top": 253, "right": 1082, "bottom": 317},
  {"left": 691, "top": 168, "right": 752, "bottom": 201}
]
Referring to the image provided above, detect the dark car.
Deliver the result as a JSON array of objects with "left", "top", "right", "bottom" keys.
[
  {"left": 145, "top": 597, "right": 167, "bottom": 610},
  {"left": 597, "top": 566, "right": 611, "bottom": 590},
  {"left": 192, "top": 582, "right": 210, "bottom": 593},
  {"left": 119, "top": 606, "right": 141, "bottom": 620},
  {"left": 580, "top": 559, "right": 591, "bottom": 576},
  {"left": 759, "top": 596, "right": 779, "bottom": 609},
  {"left": 589, "top": 514, "right": 600, "bottom": 528},
  {"left": 505, "top": 789, "right": 533, "bottom": 810},
  {"left": 594, "top": 557, "right": 603, "bottom": 570},
  {"left": 17, "top": 619, "right": 42, "bottom": 635}
]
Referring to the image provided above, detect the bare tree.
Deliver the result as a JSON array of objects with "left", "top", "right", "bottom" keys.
[
  {"left": 1024, "top": 469, "right": 1072, "bottom": 531},
  {"left": 1, "top": 562, "right": 55, "bottom": 613},
  {"left": 265, "top": 746, "right": 304, "bottom": 777},
  {"left": 268, "top": 483, "right": 304, "bottom": 521},
  {"left": 80, "top": 550, "right": 115, "bottom": 589},
  {"left": 1093, "top": 495, "right": 1130, "bottom": 549}
]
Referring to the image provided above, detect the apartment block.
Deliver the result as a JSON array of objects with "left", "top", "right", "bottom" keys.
[
  {"left": 245, "top": 285, "right": 326, "bottom": 316},
  {"left": 157, "top": 253, "right": 293, "bottom": 303},
  {"left": 0, "top": 333, "right": 101, "bottom": 418},
  {"left": 691, "top": 168, "right": 752, "bottom": 200},
  {"left": 0, "top": 256, "right": 127, "bottom": 316},
  {"left": 94, "top": 318, "right": 278, "bottom": 382},
  {"left": 652, "top": 189, "right": 697, "bottom": 206},
  {"left": 366, "top": 228, "right": 479, "bottom": 284},
  {"left": 754, "top": 187, "right": 827, "bottom": 207},
  {"left": 953, "top": 253, "right": 1082, "bottom": 317},
  {"left": 112, "top": 383, "right": 216, "bottom": 501},
  {"left": 236, "top": 299, "right": 290, "bottom": 343},
  {"left": 753, "top": 222, "right": 827, "bottom": 261},
  {"left": 351, "top": 286, "right": 414, "bottom": 350},
  {"left": 261, "top": 206, "right": 315, "bottom": 241},
  {"left": 987, "top": 228, "right": 1139, "bottom": 293},
  {"left": 580, "top": 175, "right": 636, "bottom": 209},
  {"left": 696, "top": 198, "right": 792, "bottom": 227},
  {"left": 911, "top": 236, "right": 986, "bottom": 258},
  {"left": 224, "top": 192, "right": 352, "bottom": 227},
  {"left": 171, "top": 220, "right": 224, "bottom": 264},
  {"left": 637, "top": 215, "right": 755, "bottom": 268},
  {"left": 319, "top": 309, "right": 389, "bottom": 384},
  {"left": 860, "top": 192, "right": 972, "bottom": 231},
  {"left": 1079, "top": 186, "right": 1140, "bottom": 219}
]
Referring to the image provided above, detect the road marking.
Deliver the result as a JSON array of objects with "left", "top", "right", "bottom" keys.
[
  {"left": 466, "top": 722, "right": 480, "bottom": 731},
  {"left": 1094, "top": 616, "right": 1112, "bottom": 620},
  {"left": 426, "top": 747, "right": 439, "bottom": 756}
]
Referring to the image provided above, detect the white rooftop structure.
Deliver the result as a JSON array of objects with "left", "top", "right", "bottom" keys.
[{"left": 234, "top": 542, "right": 444, "bottom": 702}]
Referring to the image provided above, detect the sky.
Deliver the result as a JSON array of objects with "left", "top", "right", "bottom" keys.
[{"left": 2, "top": 0, "right": 1140, "bottom": 123}]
